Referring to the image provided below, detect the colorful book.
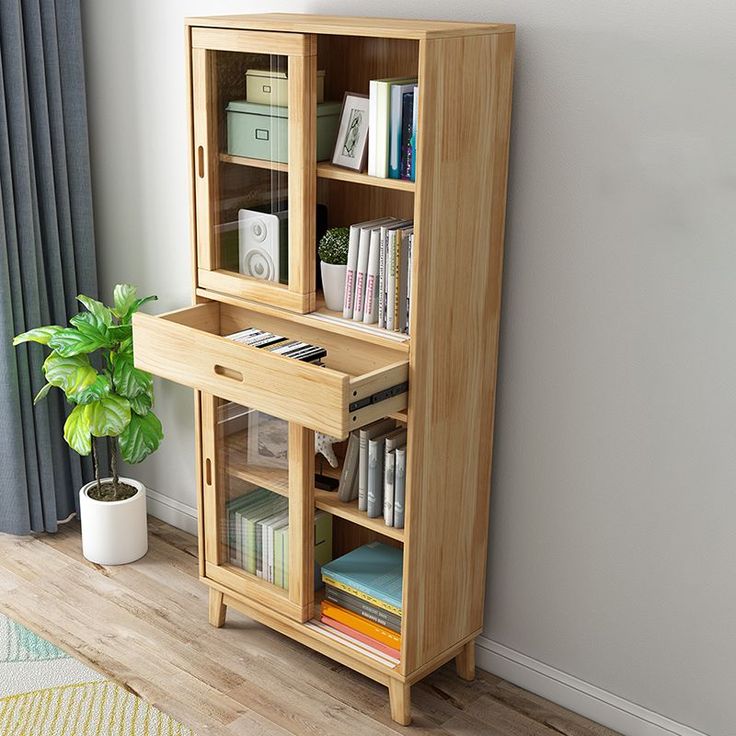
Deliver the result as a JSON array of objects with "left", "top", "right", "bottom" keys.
[
  {"left": 399, "top": 89, "right": 414, "bottom": 180},
  {"left": 305, "top": 619, "right": 399, "bottom": 667},
  {"left": 321, "top": 542, "right": 403, "bottom": 611},
  {"left": 389, "top": 81, "right": 417, "bottom": 179},
  {"left": 324, "top": 584, "right": 402, "bottom": 632},
  {"left": 321, "top": 601, "right": 401, "bottom": 649},
  {"left": 369, "top": 77, "right": 416, "bottom": 178},
  {"left": 394, "top": 447, "right": 406, "bottom": 529},
  {"left": 358, "top": 418, "right": 395, "bottom": 512},
  {"left": 322, "top": 574, "right": 402, "bottom": 617},
  {"left": 321, "top": 616, "right": 400, "bottom": 659},
  {"left": 410, "top": 85, "right": 418, "bottom": 182}
]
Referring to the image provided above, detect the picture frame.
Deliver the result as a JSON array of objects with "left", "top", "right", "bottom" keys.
[
  {"left": 331, "top": 92, "right": 370, "bottom": 172},
  {"left": 247, "top": 410, "right": 288, "bottom": 470}
]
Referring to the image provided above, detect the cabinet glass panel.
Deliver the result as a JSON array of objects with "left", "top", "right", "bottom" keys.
[
  {"left": 217, "top": 400, "right": 291, "bottom": 590},
  {"left": 212, "top": 52, "right": 290, "bottom": 286}
]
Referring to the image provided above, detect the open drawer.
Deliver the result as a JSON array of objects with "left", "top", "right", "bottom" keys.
[{"left": 132, "top": 301, "right": 408, "bottom": 437}]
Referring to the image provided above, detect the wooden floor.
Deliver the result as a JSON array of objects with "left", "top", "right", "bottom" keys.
[{"left": 0, "top": 518, "right": 619, "bottom": 736}]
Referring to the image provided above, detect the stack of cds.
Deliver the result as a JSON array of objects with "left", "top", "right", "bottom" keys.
[{"left": 226, "top": 328, "right": 327, "bottom": 364}]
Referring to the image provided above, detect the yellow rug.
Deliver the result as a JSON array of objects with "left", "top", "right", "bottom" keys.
[{"left": 0, "top": 612, "right": 193, "bottom": 735}]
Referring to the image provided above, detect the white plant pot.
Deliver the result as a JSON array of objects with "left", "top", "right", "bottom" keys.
[
  {"left": 79, "top": 477, "right": 148, "bottom": 565},
  {"left": 320, "top": 261, "right": 347, "bottom": 312}
]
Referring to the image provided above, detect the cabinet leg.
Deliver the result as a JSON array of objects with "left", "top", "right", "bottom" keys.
[
  {"left": 208, "top": 588, "right": 226, "bottom": 628},
  {"left": 388, "top": 679, "right": 411, "bottom": 726},
  {"left": 456, "top": 639, "right": 476, "bottom": 681}
]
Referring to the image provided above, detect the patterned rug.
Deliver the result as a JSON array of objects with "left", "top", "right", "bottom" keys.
[{"left": 0, "top": 612, "right": 193, "bottom": 735}]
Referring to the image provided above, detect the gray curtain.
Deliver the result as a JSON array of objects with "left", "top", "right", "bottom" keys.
[{"left": 0, "top": 0, "right": 99, "bottom": 534}]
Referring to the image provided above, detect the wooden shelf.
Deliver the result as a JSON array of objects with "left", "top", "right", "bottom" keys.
[
  {"left": 316, "top": 163, "right": 415, "bottom": 192},
  {"left": 224, "top": 430, "right": 289, "bottom": 497},
  {"left": 314, "top": 489, "right": 405, "bottom": 543},
  {"left": 219, "top": 152, "right": 288, "bottom": 172}
]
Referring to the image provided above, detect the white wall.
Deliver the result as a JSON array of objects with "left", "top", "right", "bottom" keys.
[{"left": 81, "top": 2, "right": 736, "bottom": 735}]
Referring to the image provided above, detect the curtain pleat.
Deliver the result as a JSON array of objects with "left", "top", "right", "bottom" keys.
[{"left": 0, "top": 0, "right": 98, "bottom": 534}]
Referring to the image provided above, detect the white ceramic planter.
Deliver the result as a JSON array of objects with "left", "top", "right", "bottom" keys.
[
  {"left": 320, "top": 261, "right": 347, "bottom": 312},
  {"left": 79, "top": 477, "right": 148, "bottom": 565}
]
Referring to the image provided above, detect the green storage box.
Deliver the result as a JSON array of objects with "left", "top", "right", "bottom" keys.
[{"left": 226, "top": 100, "right": 341, "bottom": 164}]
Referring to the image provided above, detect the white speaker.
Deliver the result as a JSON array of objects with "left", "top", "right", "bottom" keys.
[{"left": 238, "top": 209, "right": 280, "bottom": 282}]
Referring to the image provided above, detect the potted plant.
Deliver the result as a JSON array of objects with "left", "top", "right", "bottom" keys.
[
  {"left": 318, "top": 226, "right": 350, "bottom": 311},
  {"left": 13, "top": 284, "right": 163, "bottom": 565}
]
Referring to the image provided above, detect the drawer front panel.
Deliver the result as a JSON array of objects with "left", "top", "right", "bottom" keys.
[{"left": 133, "top": 307, "right": 349, "bottom": 436}]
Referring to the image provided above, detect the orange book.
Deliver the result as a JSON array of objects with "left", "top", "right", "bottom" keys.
[{"left": 320, "top": 600, "right": 401, "bottom": 649}]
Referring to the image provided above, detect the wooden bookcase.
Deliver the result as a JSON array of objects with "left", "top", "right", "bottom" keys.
[{"left": 132, "top": 13, "right": 514, "bottom": 725}]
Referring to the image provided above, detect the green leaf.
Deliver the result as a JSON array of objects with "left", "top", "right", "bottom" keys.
[
  {"left": 76, "top": 295, "right": 113, "bottom": 326},
  {"left": 33, "top": 383, "right": 53, "bottom": 405},
  {"left": 13, "top": 325, "right": 64, "bottom": 346},
  {"left": 112, "top": 352, "right": 151, "bottom": 399},
  {"left": 43, "top": 352, "right": 97, "bottom": 396},
  {"left": 120, "top": 410, "right": 163, "bottom": 464},
  {"left": 86, "top": 394, "right": 131, "bottom": 437},
  {"left": 69, "top": 373, "right": 111, "bottom": 405},
  {"left": 48, "top": 326, "right": 109, "bottom": 357},
  {"left": 107, "top": 324, "right": 133, "bottom": 343},
  {"left": 112, "top": 284, "right": 137, "bottom": 318},
  {"left": 130, "top": 295, "right": 158, "bottom": 314},
  {"left": 129, "top": 389, "right": 153, "bottom": 416},
  {"left": 63, "top": 404, "right": 92, "bottom": 455}
]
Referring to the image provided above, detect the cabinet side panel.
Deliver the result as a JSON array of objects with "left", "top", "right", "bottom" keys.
[{"left": 403, "top": 32, "right": 514, "bottom": 674}]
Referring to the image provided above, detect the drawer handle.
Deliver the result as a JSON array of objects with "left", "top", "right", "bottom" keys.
[
  {"left": 214, "top": 364, "right": 244, "bottom": 382},
  {"left": 197, "top": 146, "right": 204, "bottom": 178},
  {"left": 205, "top": 458, "right": 212, "bottom": 486}
]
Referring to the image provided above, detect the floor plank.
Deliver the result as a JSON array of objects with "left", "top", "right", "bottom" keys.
[{"left": 0, "top": 519, "right": 620, "bottom": 736}]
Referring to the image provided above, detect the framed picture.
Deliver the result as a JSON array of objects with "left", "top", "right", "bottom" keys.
[
  {"left": 331, "top": 92, "right": 369, "bottom": 172},
  {"left": 247, "top": 410, "right": 288, "bottom": 470}
]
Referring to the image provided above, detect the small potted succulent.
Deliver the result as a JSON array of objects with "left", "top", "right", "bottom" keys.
[
  {"left": 13, "top": 284, "right": 163, "bottom": 565},
  {"left": 318, "top": 226, "right": 350, "bottom": 311}
]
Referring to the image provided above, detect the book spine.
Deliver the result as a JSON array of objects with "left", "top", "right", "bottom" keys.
[
  {"left": 321, "top": 574, "right": 402, "bottom": 616},
  {"left": 363, "top": 230, "right": 380, "bottom": 324},
  {"left": 394, "top": 447, "right": 406, "bottom": 529},
  {"left": 400, "top": 90, "right": 414, "bottom": 180},
  {"left": 367, "top": 437, "right": 384, "bottom": 518},
  {"left": 377, "top": 227, "right": 387, "bottom": 329},
  {"left": 352, "top": 229, "right": 371, "bottom": 321},
  {"left": 337, "top": 432, "right": 359, "bottom": 502},
  {"left": 386, "top": 231, "right": 396, "bottom": 331},
  {"left": 389, "top": 84, "right": 403, "bottom": 179},
  {"left": 383, "top": 448, "right": 395, "bottom": 526},
  {"left": 320, "top": 616, "right": 400, "bottom": 659},
  {"left": 398, "top": 229, "right": 410, "bottom": 334},
  {"left": 410, "top": 85, "right": 418, "bottom": 182},
  {"left": 406, "top": 233, "right": 413, "bottom": 335},
  {"left": 375, "top": 82, "right": 390, "bottom": 178},
  {"left": 324, "top": 586, "right": 402, "bottom": 632},
  {"left": 321, "top": 601, "right": 402, "bottom": 648},
  {"left": 342, "top": 225, "right": 362, "bottom": 319},
  {"left": 367, "top": 80, "right": 378, "bottom": 177},
  {"left": 392, "top": 230, "right": 402, "bottom": 331}
]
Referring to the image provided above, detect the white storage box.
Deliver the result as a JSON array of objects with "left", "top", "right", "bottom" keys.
[{"left": 246, "top": 69, "right": 325, "bottom": 106}]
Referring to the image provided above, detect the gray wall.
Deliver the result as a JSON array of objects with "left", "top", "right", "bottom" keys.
[{"left": 81, "top": 2, "right": 735, "bottom": 735}]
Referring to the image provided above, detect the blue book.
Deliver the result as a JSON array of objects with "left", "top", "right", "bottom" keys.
[
  {"left": 389, "top": 81, "right": 417, "bottom": 179},
  {"left": 321, "top": 542, "right": 403, "bottom": 610}
]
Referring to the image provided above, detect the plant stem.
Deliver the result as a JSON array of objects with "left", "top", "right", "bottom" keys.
[
  {"left": 91, "top": 439, "right": 102, "bottom": 495},
  {"left": 109, "top": 437, "right": 119, "bottom": 500}
]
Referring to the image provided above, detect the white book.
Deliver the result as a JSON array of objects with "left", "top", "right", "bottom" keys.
[
  {"left": 394, "top": 447, "right": 406, "bottom": 529},
  {"left": 342, "top": 223, "right": 363, "bottom": 319},
  {"left": 358, "top": 418, "right": 396, "bottom": 512},
  {"left": 367, "top": 80, "right": 379, "bottom": 177},
  {"left": 369, "top": 78, "right": 413, "bottom": 178},
  {"left": 363, "top": 229, "right": 382, "bottom": 324},
  {"left": 397, "top": 227, "right": 412, "bottom": 334},
  {"left": 352, "top": 226, "right": 372, "bottom": 322},
  {"left": 383, "top": 448, "right": 396, "bottom": 526}
]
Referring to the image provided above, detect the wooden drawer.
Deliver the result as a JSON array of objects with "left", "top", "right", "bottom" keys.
[{"left": 132, "top": 302, "right": 408, "bottom": 437}]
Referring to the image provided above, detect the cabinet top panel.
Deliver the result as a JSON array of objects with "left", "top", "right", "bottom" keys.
[{"left": 184, "top": 13, "right": 514, "bottom": 40}]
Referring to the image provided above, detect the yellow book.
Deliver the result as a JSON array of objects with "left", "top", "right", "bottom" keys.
[
  {"left": 321, "top": 574, "right": 402, "bottom": 617},
  {"left": 321, "top": 601, "right": 401, "bottom": 649}
]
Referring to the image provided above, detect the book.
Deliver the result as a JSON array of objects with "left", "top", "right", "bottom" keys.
[
  {"left": 367, "top": 431, "right": 393, "bottom": 518},
  {"left": 389, "top": 81, "right": 417, "bottom": 179},
  {"left": 337, "top": 432, "right": 360, "bottom": 502},
  {"left": 362, "top": 228, "right": 381, "bottom": 324},
  {"left": 386, "top": 230, "right": 398, "bottom": 331},
  {"left": 383, "top": 449, "right": 396, "bottom": 526},
  {"left": 353, "top": 223, "right": 384, "bottom": 322},
  {"left": 305, "top": 619, "right": 399, "bottom": 667},
  {"left": 313, "top": 510, "right": 333, "bottom": 586},
  {"left": 405, "top": 233, "right": 413, "bottom": 334},
  {"left": 321, "top": 574, "right": 402, "bottom": 617},
  {"left": 321, "top": 601, "right": 401, "bottom": 649},
  {"left": 358, "top": 418, "right": 395, "bottom": 512},
  {"left": 399, "top": 89, "right": 414, "bottom": 180},
  {"left": 412, "top": 85, "right": 419, "bottom": 180},
  {"left": 343, "top": 218, "right": 392, "bottom": 319},
  {"left": 397, "top": 228, "right": 412, "bottom": 333},
  {"left": 324, "top": 584, "right": 402, "bottom": 632},
  {"left": 321, "top": 542, "right": 403, "bottom": 611},
  {"left": 394, "top": 447, "right": 406, "bottom": 529},
  {"left": 321, "top": 615, "right": 400, "bottom": 659},
  {"left": 369, "top": 77, "right": 416, "bottom": 178}
]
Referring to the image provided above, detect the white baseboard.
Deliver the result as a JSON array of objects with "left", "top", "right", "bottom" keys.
[
  {"left": 475, "top": 637, "right": 708, "bottom": 736},
  {"left": 145, "top": 488, "right": 198, "bottom": 536}
]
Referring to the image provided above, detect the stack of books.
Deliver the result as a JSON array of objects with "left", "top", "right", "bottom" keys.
[
  {"left": 310, "top": 542, "right": 403, "bottom": 665},
  {"left": 368, "top": 77, "right": 418, "bottom": 181},
  {"left": 226, "top": 489, "right": 332, "bottom": 590},
  {"left": 335, "top": 418, "right": 406, "bottom": 529},
  {"left": 226, "top": 328, "right": 327, "bottom": 363},
  {"left": 342, "top": 218, "right": 414, "bottom": 335}
]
